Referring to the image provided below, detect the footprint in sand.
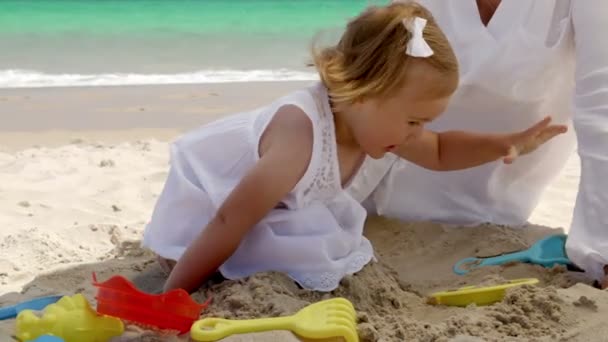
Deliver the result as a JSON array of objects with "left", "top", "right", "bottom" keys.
[
  {"left": 18, "top": 201, "right": 30, "bottom": 208},
  {"left": 99, "top": 159, "right": 115, "bottom": 168}
]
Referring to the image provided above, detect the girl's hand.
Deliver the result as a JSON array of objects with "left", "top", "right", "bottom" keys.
[{"left": 502, "top": 116, "right": 568, "bottom": 164}]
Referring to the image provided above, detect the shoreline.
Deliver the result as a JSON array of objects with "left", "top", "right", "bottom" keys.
[
  {"left": 0, "top": 81, "right": 312, "bottom": 132},
  {"left": 0, "top": 79, "right": 317, "bottom": 92},
  {"left": 0, "top": 81, "right": 312, "bottom": 151}
]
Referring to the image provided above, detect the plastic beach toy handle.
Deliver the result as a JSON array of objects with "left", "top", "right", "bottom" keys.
[
  {"left": 0, "top": 295, "right": 63, "bottom": 320},
  {"left": 454, "top": 250, "right": 531, "bottom": 275},
  {"left": 0, "top": 305, "right": 17, "bottom": 320},
  {"left": 191, "top": 316, "right": 294, "bottom": 341}
]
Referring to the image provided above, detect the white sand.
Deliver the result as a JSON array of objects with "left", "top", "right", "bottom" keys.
[{"left": 0, "top": 139, "right": 169, "bottom": 293}]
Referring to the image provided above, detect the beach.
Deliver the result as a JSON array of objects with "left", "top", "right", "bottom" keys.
[
  {"left": 1, "top": 81, "right": 606, "bottom": 342},
  {"left": 0, "top": 1, "right": 603, "bottom": 340}
]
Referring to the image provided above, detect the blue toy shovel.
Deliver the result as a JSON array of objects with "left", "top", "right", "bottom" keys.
[
  {"left": 454, "top": 234, "right": 571, "bottom": 275},
  {"left": 0, "top": 295, "right": 63, "bottom": 320}
]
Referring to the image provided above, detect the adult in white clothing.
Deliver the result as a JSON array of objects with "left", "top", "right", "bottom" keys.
[{"left": 350, "top": 0, "right": 608, "bottom": 287}]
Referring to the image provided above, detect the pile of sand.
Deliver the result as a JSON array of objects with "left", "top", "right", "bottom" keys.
[{"left": 2, "top": 217, "right": 607, "bottom": 341}]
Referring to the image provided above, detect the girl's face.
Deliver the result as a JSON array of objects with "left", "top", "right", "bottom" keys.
[{"left": 347, "top": 82, "right": 450, "bottom": 159}]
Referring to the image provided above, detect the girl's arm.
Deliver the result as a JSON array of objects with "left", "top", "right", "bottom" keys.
[
  {"left": 395, "top": 116, "right": 567, "bottom": 171},
  {"left": 164, "top": 105, "right": 313, "bottom": 293}
]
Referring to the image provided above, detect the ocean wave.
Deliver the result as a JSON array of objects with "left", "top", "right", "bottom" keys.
[{"left": 0, "top": 69, "right": 319, "bottom": 88}]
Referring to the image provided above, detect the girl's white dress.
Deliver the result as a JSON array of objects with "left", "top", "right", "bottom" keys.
[{"left": 143, "top": 83, "right": 374, "bottom": 291}]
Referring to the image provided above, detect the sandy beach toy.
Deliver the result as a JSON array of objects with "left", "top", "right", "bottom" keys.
[
  {"left": 15, "top": 294, "right": 124, "bottom": 342},
  {"left": 453, "top": 234, "right": 571, "bottom": 275},
  {"left": 429, "top": 278, "right": 539, "bottom": 307},
  {"left": 191, "top": 297, "right": 359, "bottom": 342},
  {"left": 0, "top": 295, "right": 63, "bottom": 320},
  {"left": 92, "top": 272, "right": 211, "bottom": 334}
]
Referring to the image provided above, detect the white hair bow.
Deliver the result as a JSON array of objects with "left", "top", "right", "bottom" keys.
[{"left": 402, "top": 17, "right": 434, "bottom": 57}]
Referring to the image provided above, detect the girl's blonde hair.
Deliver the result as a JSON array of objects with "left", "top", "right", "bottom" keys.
[{"left": 311, "top": 1, "right": 458, "bottom": 106}]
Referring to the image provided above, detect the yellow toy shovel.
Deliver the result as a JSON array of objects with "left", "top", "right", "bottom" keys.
[
  {"left": 190, "top": 297, "right": 359, "bottom": 342},
  {"left": 428, "top": 278, "right": 539, "bottom": 307}
]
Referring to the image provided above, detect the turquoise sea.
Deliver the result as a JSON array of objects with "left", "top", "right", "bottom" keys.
[{"left": 0, "top": 0, "right": 384, "bottom": 88}]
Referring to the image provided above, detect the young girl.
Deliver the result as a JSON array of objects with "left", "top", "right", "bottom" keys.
[{"left": 143, "top": 2, "right": 567, "bottom": 293}]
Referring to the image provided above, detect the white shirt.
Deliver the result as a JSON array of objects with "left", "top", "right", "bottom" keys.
[
  {"left": 349, "top": 0, "right": 608, "bottom": 280},
  {"left": 143, "top": 83, "right": 373, "bottom": 291}
]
